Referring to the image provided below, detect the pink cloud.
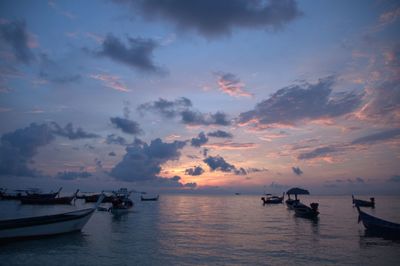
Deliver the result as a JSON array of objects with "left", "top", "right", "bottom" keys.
[{"left": 89, "top": 73, "right": 130, "bottom": 92}]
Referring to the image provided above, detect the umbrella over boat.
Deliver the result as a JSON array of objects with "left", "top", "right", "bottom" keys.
[{"left": 286, "top": 187, "right": 310, "bottom": 200}]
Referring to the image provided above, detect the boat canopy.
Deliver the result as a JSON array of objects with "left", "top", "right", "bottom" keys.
[{"left": 286, "top": 187, "right": 310, "bottom": 195}]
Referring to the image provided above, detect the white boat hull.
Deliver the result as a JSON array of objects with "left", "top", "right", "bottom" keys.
[{"left": 0, "top": 208, "right": 95, "bottom": 240}]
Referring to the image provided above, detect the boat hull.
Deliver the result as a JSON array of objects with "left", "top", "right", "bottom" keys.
[
  {"left": 0, "top": 208, "right": 94, "bottom": 240},
  {"left": 357, "top": 207, "right": 400, "bottom": 238}
]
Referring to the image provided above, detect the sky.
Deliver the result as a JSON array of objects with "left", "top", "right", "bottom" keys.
[{"left": 0, "top": 0, "right": 399, "bottom": 195}]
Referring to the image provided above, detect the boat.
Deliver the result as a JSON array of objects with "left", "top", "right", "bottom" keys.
[
  {"left": 356, "top": 206, "right": 400, "bottom": 238},
  {"left": 261, "top": 193, "right": 284, "bottom": 204},
  {"left": 141, "top": 195, "right": 159, "bottom": 201},
  {"left": 285, "top": 187, "right": 310, "bottom": 209},
  {"left": 352, "top": 195, "right": 375, "bottom": 208},
  {"left": 23, "top": 187, "right": 63, "bottom": 200},
  {"left": 20, "top": 190, "right": 79, "bottom": 205},
  {"left": 0, "top": 194, "right": 104, "bottom": 241},
  {"left": 108, "top": 188, "right": 134, "bottom": 215},
  {"left": 83, "top": 193, "right": 113, "bottom": 203},
  {"left": 109, "top": 197, "right": 134, "bottom": 215},
  {"left": 294, "top": 202, "right": 319, "bottom": 219}
]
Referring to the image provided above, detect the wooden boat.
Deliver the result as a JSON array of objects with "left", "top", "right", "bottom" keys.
[
  {"left": 109, "top": 198, "right": 134, "bottom": 215},
  {"left": 294, "top": 202, "right": 319, "bottom": 219},
  {"left": 20, "top": 190, "right": 79, "bottom": 205},
  {"left": 352, "top": 195, "right": 375, "bottom": 208},
  {"left": 24, "top": 187, "right": 63, "bottom": 199},
  {"left": 356, "top": 206, "right": 400, "bottom": 238},
  {"left": 285, "top": 187, "right": 310, "bottom": 209},
  {"left": 141, "top": 195, "right": 159, "bottom": 201},
  {"left": 0, "top": 190, "right": 26, "bottom": 200},
  {"left": 83, "top": 194, "right": 113, "bottom": 203},
  {"left": 261, "top": 193, "right": 284, "bottom": 204},
  {"left": 0, "top": 194, "right": 104, "bottom": 241}
]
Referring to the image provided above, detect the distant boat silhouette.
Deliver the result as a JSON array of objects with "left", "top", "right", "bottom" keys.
[
  {"left": 261, "top": 193, "right": 284, "bottom": 204},
  {"left": 141, "top": 195, "right": 159, "bottom": 201}
]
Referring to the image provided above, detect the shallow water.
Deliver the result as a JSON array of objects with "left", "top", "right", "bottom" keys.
[{"left": 1, "top": 195, "right": 399, "bottom": 265}]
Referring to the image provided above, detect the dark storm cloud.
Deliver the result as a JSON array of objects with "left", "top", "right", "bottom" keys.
[
  {"left": 98, "top": 34, "right": 162, "bottom": 73},
  {"left": 109, "top": 151, "right": 117, "bottom": 156},
  {"left": 106, "top": 134, "right": 128, "bottom": 145},
  {"left": 292, "top": 166, "right": 303, "bottom": 176},
  {"left": 297, "top": 146, "right": 337, "bottom": 160},
  {"left": 351, "top": 128, "right": 400, "bottom": 145},
  {"left": 238, "top": 77, "right": 363, "bottom": 128},
  {"left": 115, "top": 0, "right": 302, "bottom": 38},
  {"left": 110, "top": 138, "right": 186, "bottom": 182},
  {"left": 56, "top": 171, "right": 92, "bottom": 180},
  {"left": 0, "top": 123, "right": 54, "bottom": 176},
  {"left": 185, "top": 166, "right": 205, "bottom": 176},
  {"left": 203, "top": 155, "right": 247, "bottom": 175},
  {"left": 207, "top": 130, "right": 233, "bottom": 139},
  {"left": 110, "top": 117, "right": 143, "bottom": 135},
  {"left": 191, "top": 132, "right": 208, "bottom": 147},
  {"left": 50, "top": 122, "right": 99, "bottom": 140},
  {"left": 137, "top": 97, "right": 192, "bottom": 118},
  {"left": 139, "top": 97, "right": 231, "bottom": 126},
  {"left": 0, "top": 20, "right": 35, "bottom": 64}
]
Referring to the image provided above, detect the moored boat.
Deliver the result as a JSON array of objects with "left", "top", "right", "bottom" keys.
[
  {"left": 261, "top": 193, "right": 284, "bottom": 204},
  {"left": 0, "top": 194, "right": 104, "bottom": 241},
  {"left": 24, "top": 187, "right": 63, "bottom": 199},
  {"left": 285, "top": 187, "right": 310, "bottom": 209},
  {"left": 352, "top": 195, "right": 375, "bottom": 208},
  {"left": 294, "top": 202, "right": 319, "bottom": 219},
  {"left": 356, "top": 206, "right": 400, "bottom": 238},
  {"left": 141, "top": 195, "right": 159, "bottom": 201},
  {"left": 20, "top": 190, "right": 79, "bottom": 205}
]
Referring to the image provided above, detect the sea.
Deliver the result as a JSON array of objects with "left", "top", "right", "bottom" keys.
[{"left": 0, "top": 195, "right": 399, "bottom": 265}]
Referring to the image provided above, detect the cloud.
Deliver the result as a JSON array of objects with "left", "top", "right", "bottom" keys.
[
  {"left": 204, "top": 141, "right": 256, "bottom": 150},
  {"left": 108, "top": 151, "right": 117, "bottom": 156},
  {"left": 351, "top": 128, "right": 400, "bottom": 145},
  {"left": 238, "top": 77, "right": 363, "bottom": 129},
  {"left": 97, "top": 34, "right": 162, "bottom": 73},
  {"left": 116, "top": 0, "right": 302, "bottom": 38},
  {"left": 0, "top": 20, "right": 35, "bottom": 64},
  {"left": 106, "top": 134, "right": 128, "bottom": 145},
  {"left": 0, "top": 123, "right": 54, "bottom": 176},
  {"left": 268, "top": 182, "right": 289, "bottom": 190},
  {"left": 297, "top": 146, "right": 338, "bottom": 160},
  {"left": 215, "top": 72, "right": 252, "bottom": 97},
  {"left": 110, "top": 138, "right": 187, "bottom": 182},
  {"left": 357, "top": 80, "right": 400, "bottom": 125},
  {"left": 50, "top": 122, "right": 99, "bottom": 140},
  {"left": 110, "top": 117, "right": 143, "bottom": 135},
  {"left": 89, "top": 73, "right": 130, "bottom": 92},
  {"left": 181, "top": 110, "right": 231, "bottom": 126},
  {"left": 191, "top": 132, "right": 208, "bottom": 147},
  {"left": 185, "top": 166, "right": 205, "bottom": 176},
  {"left": 56, "top": 171, "right": 92, "bottom": 180},
  {"left": 38, "top": 53, "right": 82, "bottom": 85},
  {"left": 138, "top": 97, "right": 192, "bottom": 118},
  {"left": 139, "top": 97, "right": 231, "bottom": 126},
  {"left": 388, "top": 175, "right": 400, "bottom": 182},
  {"left": 207, "top": 130, "right": 233, "bottom": 138},
  {"left": 292, "top": 166, "right": 303, "bottom": 176},
  {"left": 203, "top": 155, "right": 247, "bottom": 175}
]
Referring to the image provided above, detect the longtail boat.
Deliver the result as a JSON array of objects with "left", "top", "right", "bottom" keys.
[
  {"left": 356, "top": 206, "right": 400, "bottom": 238},
  {"left": 141, "top": 195, "right": 159, "bottom": 201},
  {"left": 20, "top": 190, "right": 79, "bottom": 205},
  {"left": 0, "top": 194, "right": 104, "bottom": 241},
  {"left": 352, "top": 195, "right": 375, "bottom": 208},
  {"left": 261, "top": 193, "right": 284, "bottom": 204}
]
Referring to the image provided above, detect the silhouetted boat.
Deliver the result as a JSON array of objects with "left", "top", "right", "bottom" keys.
[
  {"left": 141, "top": 195, "right": 159, "bottom": 201},
  {"left": 356, "top": 206, "right": 400, "bottom": 238},
  {"left": 294, "top": 202, "right": 319, "bottom": 219},
  {"left": 24, "top": 187, "right": 63, "bottom": 199},
  {"left": 0, "top": 194, "right": 104, "bottom": 241},
  {"left": 352, "top": 195, "right": 375, "bottom": 208},
  {"left": 261, "top": 193, "right": 284, "bottom": 204},
  {"left": 20, "top": 190, "right": 79, "bottom": 205},
  {"left": 0, "top": 189, "right": 26, "bottom": 200},
  {"left": 285, "top": 187, "right": 309, "bottom": 209},
  {"left": 107, "top": 188, "right": 134, "bottom": 215},
  {"left": 83, "top": 194, "right": 113, "bottom": 203}
]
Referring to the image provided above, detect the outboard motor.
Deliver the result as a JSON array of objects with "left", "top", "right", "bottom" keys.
[{"left": 310, "top": 202, "right": 319, "bottom": 211}]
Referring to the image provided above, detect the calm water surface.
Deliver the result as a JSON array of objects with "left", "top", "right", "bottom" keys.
[{"left": 0, "top": 195, "right": 400, "bottom": 265}]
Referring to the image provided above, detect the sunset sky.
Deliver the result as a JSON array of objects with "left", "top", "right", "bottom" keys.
[{"left": 0, "top": 0, "right": 399, "bottom": 194}]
